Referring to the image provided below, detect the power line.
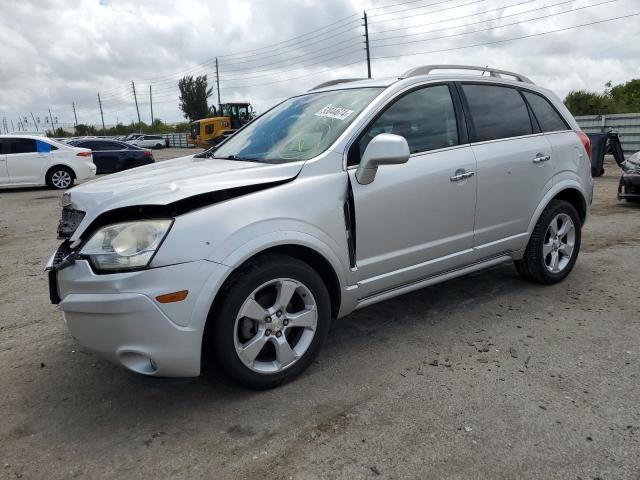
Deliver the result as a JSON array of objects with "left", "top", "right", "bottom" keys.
[
  {"left": 370, "top": 0, "right": 571, "bottom": 42},
  {"left": 370, "top": 0, "right": 539, "bottom": 33},
  {"left": 371, "top": 0, "right": 621, "bottom": 48},
  {"left": 368, "top": 0, "right": 488, "bottom": 22},
  {"left": 137, "top": 17, "right": 362, "bottom": 83},
  {"left": 371, "top": 12, "right": 640, "bottom": 60}
]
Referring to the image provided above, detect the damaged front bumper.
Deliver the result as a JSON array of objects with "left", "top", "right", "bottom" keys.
[{"left": 618, "top": 171, "right": 640, "bottom": 200}]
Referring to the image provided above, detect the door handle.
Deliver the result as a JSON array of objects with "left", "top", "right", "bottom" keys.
[
  {"left": 450, "top": 169, "right": 475, "bottom": 182},
  {"left": 533, "top": 153, "right": 551, "bottom": 164}
]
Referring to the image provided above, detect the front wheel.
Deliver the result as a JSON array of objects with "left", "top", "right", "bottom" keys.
[
  {"left": 208, "top": 255, "right": 331, "bottom": 389},
  {"left": 515, "top": 200, "right": 581, "bottom": 284}
]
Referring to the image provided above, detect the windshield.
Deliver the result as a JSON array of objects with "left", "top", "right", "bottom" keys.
[
  {"left": 213, "top": 87, "right": 383, "bottom": 163},
  {"left": 191, "top": 122, "right": 200, "bottom": 137}
]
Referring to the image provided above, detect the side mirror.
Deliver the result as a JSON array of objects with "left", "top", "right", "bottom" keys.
[{"left": 355, "top": 133, "right": 410, "bottom": 185}]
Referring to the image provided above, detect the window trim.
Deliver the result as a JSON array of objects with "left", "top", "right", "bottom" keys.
[
  {"left": 519, "top": 89, "right": 571, "bottom": 133},
  {"left": 345, "top": 81, "right": 467, "bottom": 168},
  {"left": 457, "top": 81, "right": 539, "bottom": 144},
  {"left": 5, "top": 137, "right": 38, "bottom": 155}
]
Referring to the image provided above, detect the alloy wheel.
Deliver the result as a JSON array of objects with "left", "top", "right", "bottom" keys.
[
  {"left": 233, "top": 278, "right": 318, "bottom": 374},
  {"left": 543, "top": 213, "right": 575, "bottom": 273},
  {"left": 51, "top": 170, "right": 72, "bottom": 189}
]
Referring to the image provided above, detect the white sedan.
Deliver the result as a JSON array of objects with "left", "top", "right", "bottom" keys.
[
  {"left": 126, "top": 135, "right": 166, "bottom": 149},
  {"left": 0, "top": 134, "right": 96, "bottom": 190}
]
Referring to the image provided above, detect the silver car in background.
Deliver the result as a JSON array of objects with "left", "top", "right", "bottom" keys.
[{"left": 46, "top": 65, "right": 593, "bottom": 389}]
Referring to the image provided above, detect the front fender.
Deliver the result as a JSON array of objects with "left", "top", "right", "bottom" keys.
[{"left": 218, "top": 228, "right": 350, "bottom": 292}]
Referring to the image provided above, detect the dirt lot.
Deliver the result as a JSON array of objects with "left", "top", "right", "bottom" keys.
[{"left": 1, "top": 155, "right": 639, "bottom": 479}]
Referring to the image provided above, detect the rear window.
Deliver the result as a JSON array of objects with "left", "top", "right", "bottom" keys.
[
  {"left": 7, "top": 138, "right": 37, "bottom": 154},
  {"left": 462, "top": 84, "right": 532, "bottom": 142},
  {"left": 522, "top": 91, "right": 568, "bottom": 133}
]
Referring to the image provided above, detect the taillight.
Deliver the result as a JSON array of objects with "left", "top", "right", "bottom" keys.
[
  {"left": 77, "top": 151, "right": 92, "bottom": 157},
  {"left": 143, "top": 150, "right": 153, "bottom": 158},
  {"left": 576, "top": 131, "right": 592, "bottom": 162}
]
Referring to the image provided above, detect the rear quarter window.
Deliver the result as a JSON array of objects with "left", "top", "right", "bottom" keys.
[
  {"left": 462, "top": 84, "right": 532, "bottom": 142},
  {"left": 522, "top": 91, "right": 569, "bottom": 132}
]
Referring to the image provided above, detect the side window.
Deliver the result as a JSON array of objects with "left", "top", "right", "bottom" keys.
[
  {"left": 7, "top": 138, "right": 37, "bottom": 154},
  {"left": 522, "top": 91, "right": 568, "bottom": 132},
  {"left": 357, "top": 84, "right": 458, "bottom": 162},
  {"left": 462, "top": 84, "right": 532, "bottom": 142},
  {"left": 205, "top": 124, "right": 215, "bottom": 134},
  {"left": 102, "top": 141, "right": 123, "bottom": 150}
]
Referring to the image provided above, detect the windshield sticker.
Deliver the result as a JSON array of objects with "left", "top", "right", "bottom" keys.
[{"left": 315, "top": 104, "right": 354, "bottom": 120}]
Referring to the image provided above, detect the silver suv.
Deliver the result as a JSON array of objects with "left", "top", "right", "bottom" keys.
[{"left": 47, "top": 65, "right": 593, "bottom": 389}]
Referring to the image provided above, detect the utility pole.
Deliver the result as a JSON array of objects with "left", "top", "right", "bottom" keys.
[
  {"left": 1, "top": 118, "right": 5, "bottom": 133},
  {"left": 97, "top": 92, "right": 106, "bottom": 134},
  {"left": 363, "top": 11, "right": 372, "bottom": 79},
  {"left": 48, "top": 108, "right": 55, "bottom": 132},
  {"left": 132, "top": 80, "right": 141, "bottom": 127},
  {"left": 72, "top": 102, "right": 78, "bottom": 127},
  {"left": 149, "top": 84, "right": 154, "bottom": 131},
  {"left": 215, "top": 57, "right": 221, "bottom": 112}
]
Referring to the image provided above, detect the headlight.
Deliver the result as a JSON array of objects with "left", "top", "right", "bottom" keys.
[{"left": 80, "top": 219, "right": 173, "bottom": 271}]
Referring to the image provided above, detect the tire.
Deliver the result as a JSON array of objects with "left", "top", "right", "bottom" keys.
[
  {"left": 207, "top": 254, "right": 331, "bottom": 389},
  {"left": 45, "top": 166, "right": 75, "bottom": 190},
  {"left": 155, "top": 143, "right": 163, "bottom": 149},
  {"left": 515, "top": 200, "right": 581, "bottom": 284}
]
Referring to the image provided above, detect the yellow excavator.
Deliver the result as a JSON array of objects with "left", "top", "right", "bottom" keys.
[{"left": 188, "top": 102, "right": 254, "bottom": 148}]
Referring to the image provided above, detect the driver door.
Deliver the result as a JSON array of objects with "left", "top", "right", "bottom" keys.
[{"left": 347, "top": 84, "right": 478, "bottom": 299}]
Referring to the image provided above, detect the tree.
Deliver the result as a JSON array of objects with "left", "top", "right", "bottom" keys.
[
  {"left": 609, "top": 79, "right": 640, "bottom": 113},
  {"left": 563, "top": 90, "right": 611, "bottom": 116},
  {"left": 178, "top": 75, "right": 213, "bottom": 121},
  {"left": 74, "top": 124, "right": 98, "bottom": 136}
]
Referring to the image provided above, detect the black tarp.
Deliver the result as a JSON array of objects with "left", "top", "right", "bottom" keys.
[{"left": 587, "top": 133, "right": 608, "bottom": 177}]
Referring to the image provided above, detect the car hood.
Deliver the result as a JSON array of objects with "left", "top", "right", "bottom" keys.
[
  {"left": 69, "top": 154, "right": 303, "bottom": 209},
  {"left": 65, "top": 154, "right": 303, "bottom": 240}
]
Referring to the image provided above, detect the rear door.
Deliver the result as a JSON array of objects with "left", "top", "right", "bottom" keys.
[
  {"left": 348, "top": 83, "right": 477, "bottom": 298},
  {"left": 94, "top": 141, "right": 124, "bottom": 172},
  {"left": 0, "top": 139, "right": 8, "bottom": 184},
  {"left": 460, "top": 83, "right": 554, "bottom": 257},
  {"left": 520, "top": 91, "right": 585, "bottom": 189},
  {"left": 5, "top": 137, "right": 48, "bottom": 184}
]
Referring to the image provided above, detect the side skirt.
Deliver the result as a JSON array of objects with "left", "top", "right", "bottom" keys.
[{"left": 354, "top": 254, "right": 512, "bottom": 310}]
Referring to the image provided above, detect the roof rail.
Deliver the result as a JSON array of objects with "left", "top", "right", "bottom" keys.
[
  {"left": 308, "top": 78, "right": 367, "bottom": 91},
  {"left": 399, "top": 65, "right": 534, "bottom": 84}
]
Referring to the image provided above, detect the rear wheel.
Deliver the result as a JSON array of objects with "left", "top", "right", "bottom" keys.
[
  {"left": 46, "top": 166, "right": 74, "bottom": 190},
  {"left": 515, "top": 200, "right": 581, "bottom": 284},
  {"left": 208, "top": 255, "right": 331, "bottom": 389}
]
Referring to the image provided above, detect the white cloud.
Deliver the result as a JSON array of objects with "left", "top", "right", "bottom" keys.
[{"left": 0, "top": 0, "right": 638, "bottom": 129}]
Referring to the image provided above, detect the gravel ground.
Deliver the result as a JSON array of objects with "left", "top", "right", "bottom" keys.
[{"left": 0, "top": 155, "right": 639, "bottom": 479}]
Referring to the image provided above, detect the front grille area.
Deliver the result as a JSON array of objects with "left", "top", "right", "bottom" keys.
[
  {"left": 52, "top": 241, "right": 74, "bottom": 268},
  {"left": 57, "top": 207, "right": 85, "bottom": 239}
]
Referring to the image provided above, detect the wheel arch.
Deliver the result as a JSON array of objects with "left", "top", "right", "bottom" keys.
[
  {"left": 527, "top": 183, "right": 588, "bottom": 236},
  {"left": 552, "top": 188, "right": 587, "bottom": 225},
  {"left": 46, "top": 163, "right": 77, "bottom": 180},
  {"left": 200, "top": 243, "right": 344, "bottom": 373}
]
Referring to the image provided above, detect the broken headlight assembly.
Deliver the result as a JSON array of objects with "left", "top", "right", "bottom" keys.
[{"left": 79, "top": 219, "right": 173, "bottom": 272}]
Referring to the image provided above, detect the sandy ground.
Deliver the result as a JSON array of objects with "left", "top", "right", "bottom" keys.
[{"left": 0, "top": 155, "right": 639, "bottom": 479}]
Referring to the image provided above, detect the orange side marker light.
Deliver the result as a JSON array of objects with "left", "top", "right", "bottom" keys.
[{"left": 156, "top": 290, "right": 189, "bottom": 303}]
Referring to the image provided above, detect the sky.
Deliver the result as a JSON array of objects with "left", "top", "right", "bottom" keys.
[{"left": 0, "top": 0, "right": 639, "bottom": 131}]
